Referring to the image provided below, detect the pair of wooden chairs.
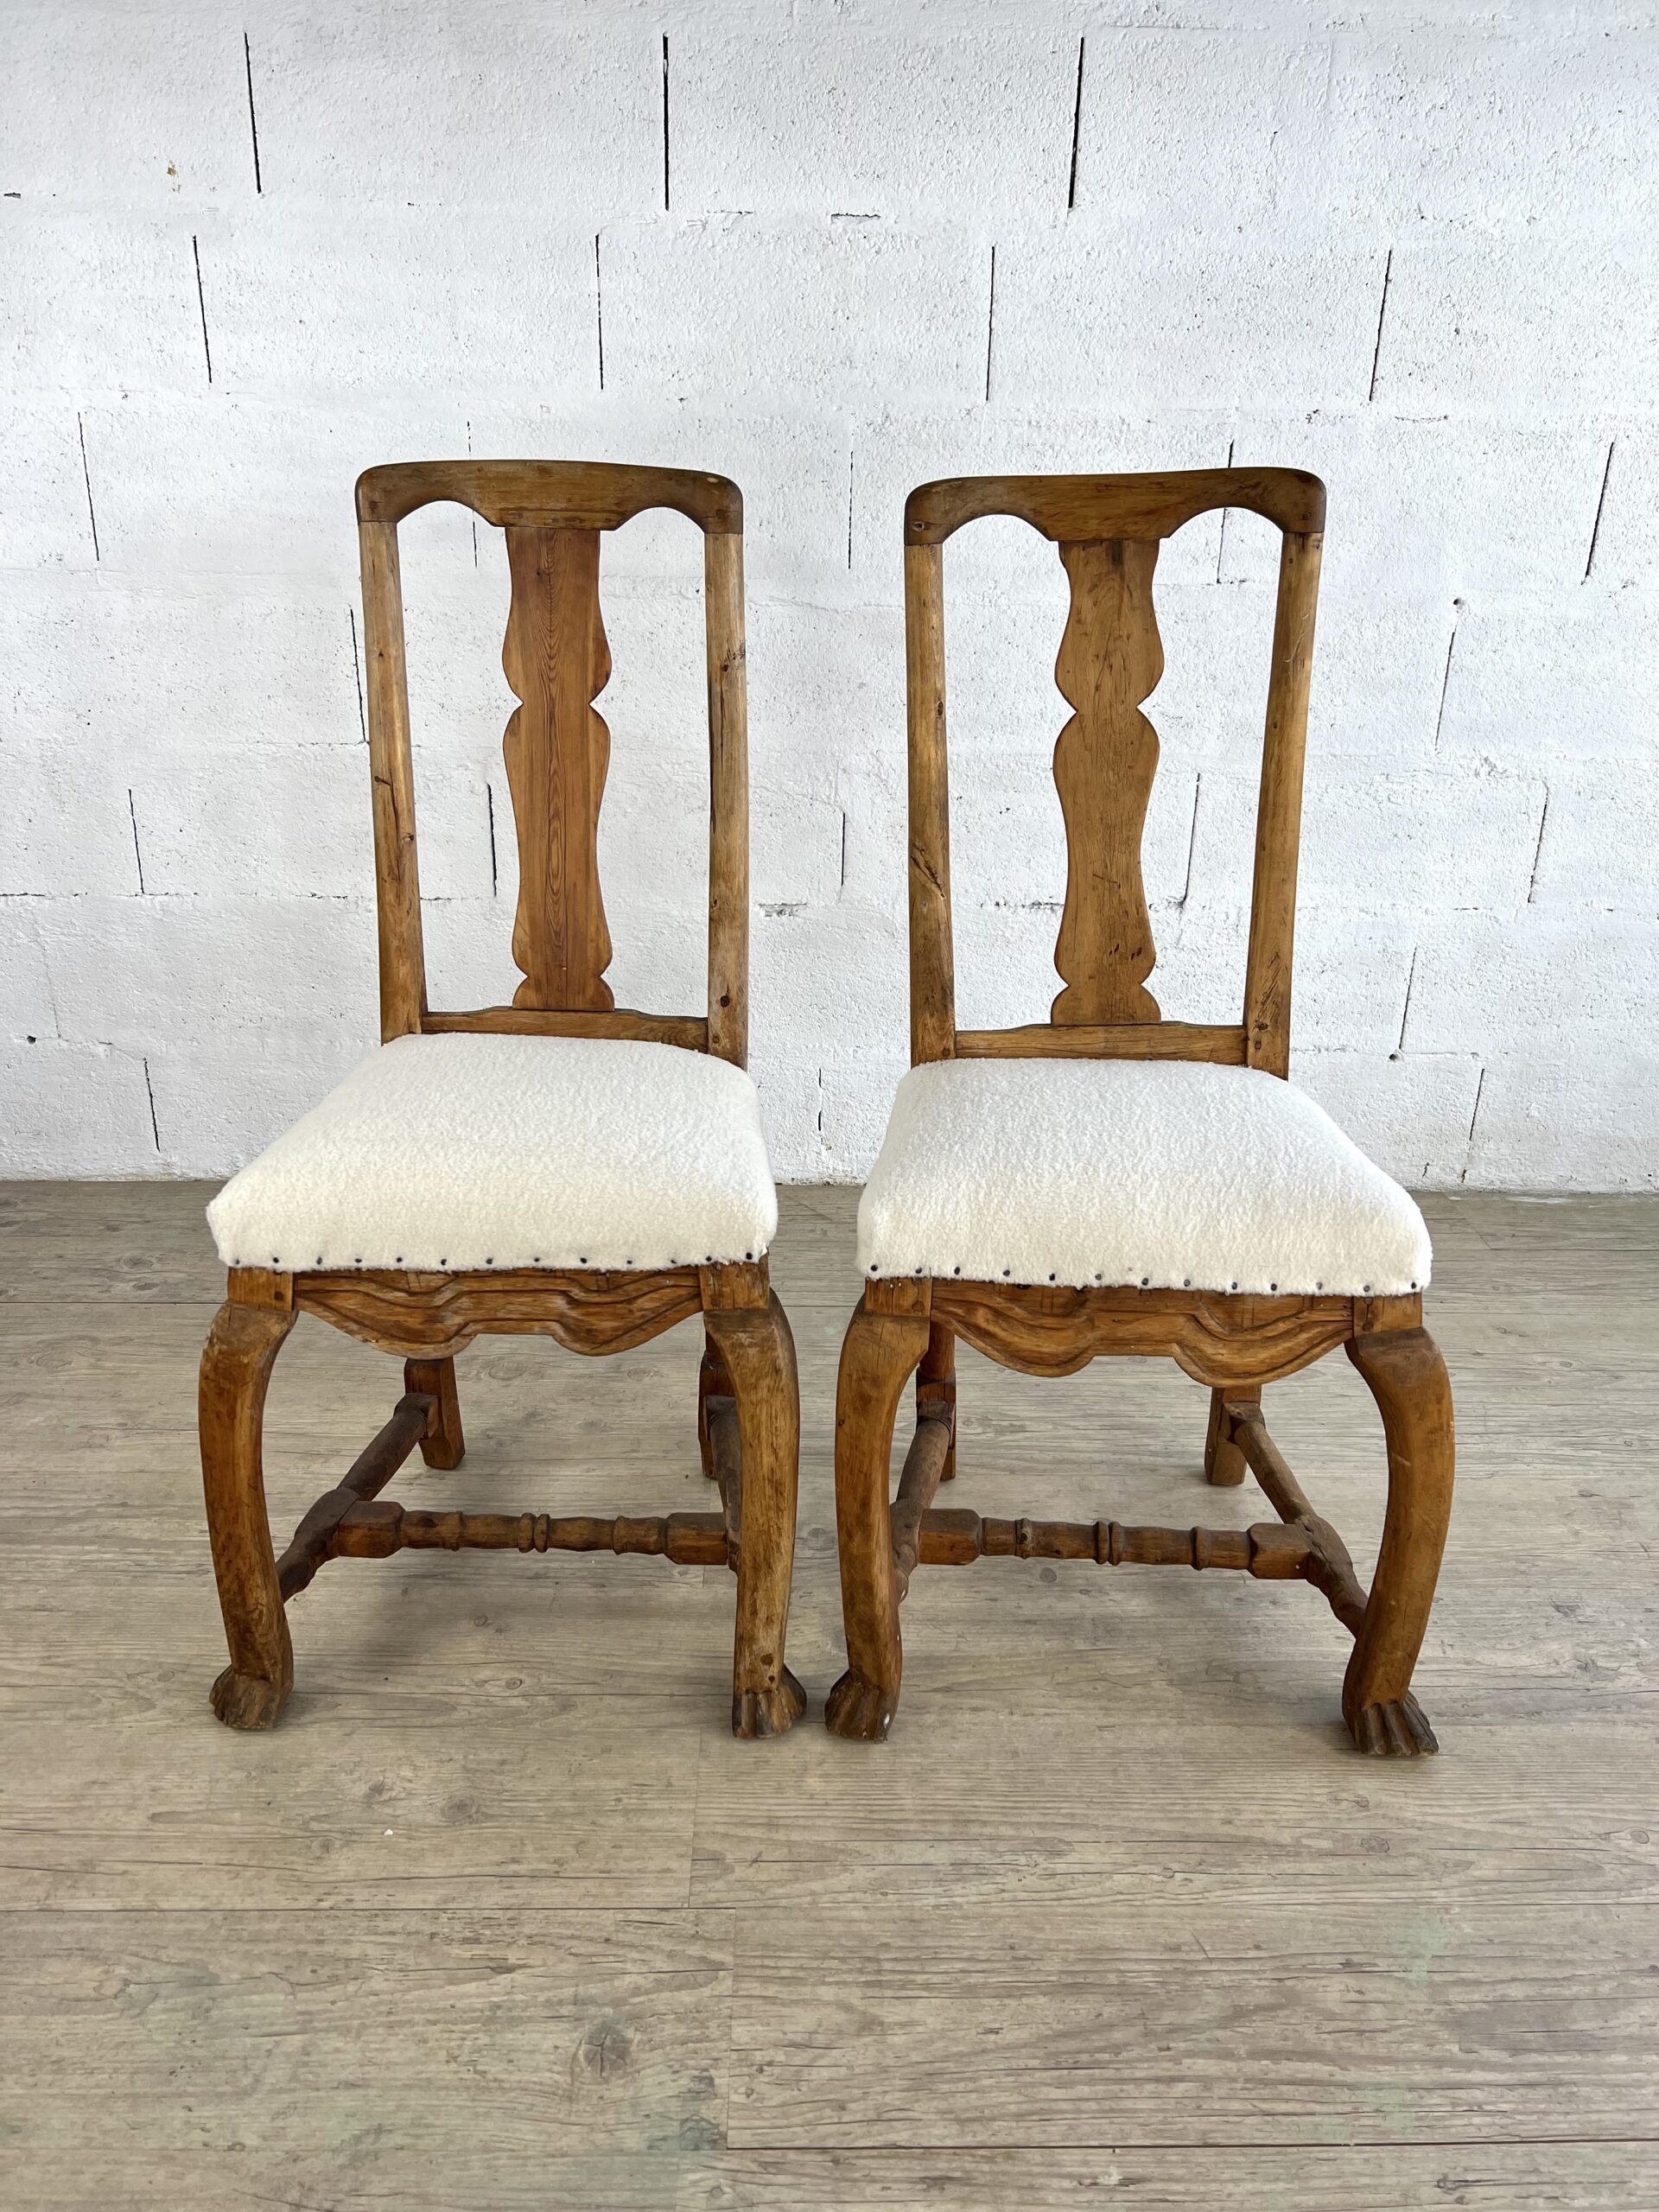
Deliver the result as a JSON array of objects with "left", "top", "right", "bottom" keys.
[{"left": 200, "top": 460, "right": 1453, "bottom": 1760}]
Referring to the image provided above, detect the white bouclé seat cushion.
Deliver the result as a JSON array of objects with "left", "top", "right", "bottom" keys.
[
  {"left": 857, "top": 1058, "right": 1430, "bottom": 1298},
  {"left": 207, "top": 1033, "right": 778, "bottom": 1274}
]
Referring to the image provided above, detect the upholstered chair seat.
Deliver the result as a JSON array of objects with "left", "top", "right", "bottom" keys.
[
  {"left": 856, "top": 1058, "right": 1428, "bottom": 1299},
  {"left": 208, "top": 1034, "right": 778, "bottom": 1276}
]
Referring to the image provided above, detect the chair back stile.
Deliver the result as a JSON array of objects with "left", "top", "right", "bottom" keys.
[
  {"left": 900, "top": 466, "right": 1325, "bottom": 1078},
  {"left": 354, "top": 459, "right": 751, "bottom": 1066},
  {"left": 357, "top": 508, "right": 426, "bottom": 1043}
]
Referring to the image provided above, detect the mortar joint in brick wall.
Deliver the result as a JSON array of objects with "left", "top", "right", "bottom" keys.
[
  {"left": 142, "top": 1057, "right": 161, "bottom": 1153},
  {"left": 1431, "top": 602, "right": 1461, "bottom": 754},
  {"left": 465, "top": 419, "right": 479, "bottom": 565},
  {"left": 1366, "top": 247, "right": 1393, "bottom": 404},
  {"left": 1584, "top": 442, "right": 1615, "bottom": 582},
  {"left": 1527, "top": 788, "right": 1549, "bottom": 906},
  {"left": 191, "top": 235, "right": 213, "bottom": 385},
  {"left": 594, "top": 234, "right": 605, "bottom": 391},
  {"left": 126, "top": 790, "right": 146, "bottom": 895},
  {"left": 984, "top": 243, "right": 997, "bottom": 403},
  {"left": 1066, "top": 36, "right": 1085, "bottom": 212},
  {"left": 661, "top": 35, "right": 671, "bottom": 213},
  {"left": 1460, "top": 1065, "right": 1487, "bottom": 1185},
  {"left": 1178, "top": 774, "right": 1201, "bottom": 908},
  {"left": 243, "top": 32, "right": 263, "bottom": 194},
  {"left": 349, "top": 609, "right": 366, "bottom": 743},
  {"left": 75, "top": 412, "right": 100, "bottom": 562},
  {"left": 1215, "top": 441, "right": 1235, "bottom": 582},
  {"left": 1395, "top": 945, "right": 1417, "bottom": 1055}
]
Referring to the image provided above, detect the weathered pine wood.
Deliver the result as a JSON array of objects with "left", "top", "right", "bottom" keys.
[
  {"left": 198, "top": 459, "right": 799, "bottom": 1738},
  {"left": 422, "top": 1006, "right": 709, "bottom": 1049},
  {"left": 916, "top": 1319, "right": 957, "bottom": 1482},
  {"left": 1343, "top": 1326, "right": 1455, "bottom": 1756},
  {"left": 930, "top": 1278, "right": 1384, "bottom": 1389},
  {"left": 705, "top": 527, "right": 750, "bottom": 1065},
  {"left": 199, "top": 1295, "right": 298, "bottom": 1729},
  {"left": 1204, "top": 1381, "right": 1255, "bottom": 1484},
  {"left": 1242, "top": 526, "right": 1323, "bottom": 1076},
  {"left": 501, "top": 524, "right": 614, "bottom": 1012},
  {"left": 955, "top": 1020, "right": 1246, "bottom": 1063},
  {"left": 334, "top": 1499, "right": 732, "bottom": 1567},
  {"left": 274, "top": 1389, "right": 436, "bottom": 1599},
  {"left": 894, "top": 465, "right": 1325, "bottom": 1072},
  {"left": 704, "top": 1294, "right": 807, "bottom": 1738},
  {"left": 405, "top": 1356, "right": 464, "bottom": 1469},
  {"left": 904, "top": 539, "right": 955, "bottom": 1065},
  {"left": 357, "top": 517, "right": 426, "bottom": 1041},
  {"left": 864, "top": 1272, "right": 932, "bottom": 1319},
  {"left": 916, "top": 1510, "right": 1313, "bottom": 1578},
  {"left": 833, "top": 467, "right": 1452, "bottom": 1756},
  {"left": 1353, "top": 1291, "right": 1425, "bottom": 1337},
  {"left": 355, "top": 456, "right": 749, "bottom": 1059},
  {"left": 296, "top": 1266, "right": 707, "bottom": 1361},
  {"left": 707, "top": 1396, "right": 744, "bottom": 1554},
  {"left": 700, "top": 1259, "right": 770, "bottom": 1312},
  {"left": 357, "top": 456, "right": 742, "bottom": 534},
  {"left": 698, "top": 1329, "right": 734, "bottom": 1478},
  {"left": 1221, "top": 1396, "right": 1368, "bottom": 1632},
  {"left": 889, "top": 1408, "right": 954, "bottom": 1599},
  {"left": 1050, "top": 537, "right": 1164, "bottom": 1027},
  {"left": 823, "top": 1300, "right": 931, "bottom": 1741},
  {"left": 904, "top": 466, "right": 1326, "bottom": 548}
]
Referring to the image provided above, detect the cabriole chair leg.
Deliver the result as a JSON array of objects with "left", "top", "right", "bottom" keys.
[
  {"left": 200, "top": 1296, "right": 298, "bottom": 1730},
  {"left": 1343, "top": 1325, "right": 1455, "bottom": 1756},
  {"left": 824, "top": 1299, "right": 931, "bottom": 1741},
  {"left": 706, "top": 1294, "right": 806, "bottom": 1738}
]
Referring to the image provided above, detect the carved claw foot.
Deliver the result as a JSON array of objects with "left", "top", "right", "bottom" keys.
[
  {"left": 1347, "top": 1693, "right": 1438, "bottom": 1758},
  {"left": 210, "top": 1666, "right": 290, "bottom": 1731},
  {"left": 823, "top": 1669, "right": 897, "bottom": 1741},
  {"left": 733, "top": 1666, "right": 807, "bottom": 1739}
]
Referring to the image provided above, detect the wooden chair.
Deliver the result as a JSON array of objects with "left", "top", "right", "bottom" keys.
[
  {"left": 826, "top": 467, "right": 1453, "bottom": 1758},
  {"left": 199, "top": 460, "right": 804, "bottom": 1739}
]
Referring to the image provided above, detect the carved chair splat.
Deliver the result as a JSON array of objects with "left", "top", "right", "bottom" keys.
[
  {"left": 828, "top": 466, "right": 1453, "bottom": 1757},
  {"left": 200, "top": 460, "right": 803, "bottom": 1740}
]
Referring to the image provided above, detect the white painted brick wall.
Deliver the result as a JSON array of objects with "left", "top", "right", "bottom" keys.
[
  {"left": 604, "top": 218, "right": 990, "bottom": 407},
  {"left": 2, "top": 0, "right": 1655, "bottom": 1192},
  {"left": 197, "top": 210, "right": 601, "bottom": 403}
]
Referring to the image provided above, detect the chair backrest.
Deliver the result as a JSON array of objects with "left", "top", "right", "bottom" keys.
[
  {"left": 903, "top": 466, "right": 1325, "bottom": 1079},
  {"left": 355, "top": 460, "right": 750, "bottom": 1065}
]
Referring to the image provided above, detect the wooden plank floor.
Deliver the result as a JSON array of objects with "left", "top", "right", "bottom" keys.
[{"left": 2, "top": 1181, "right": 1656, "bottom": 2210}]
